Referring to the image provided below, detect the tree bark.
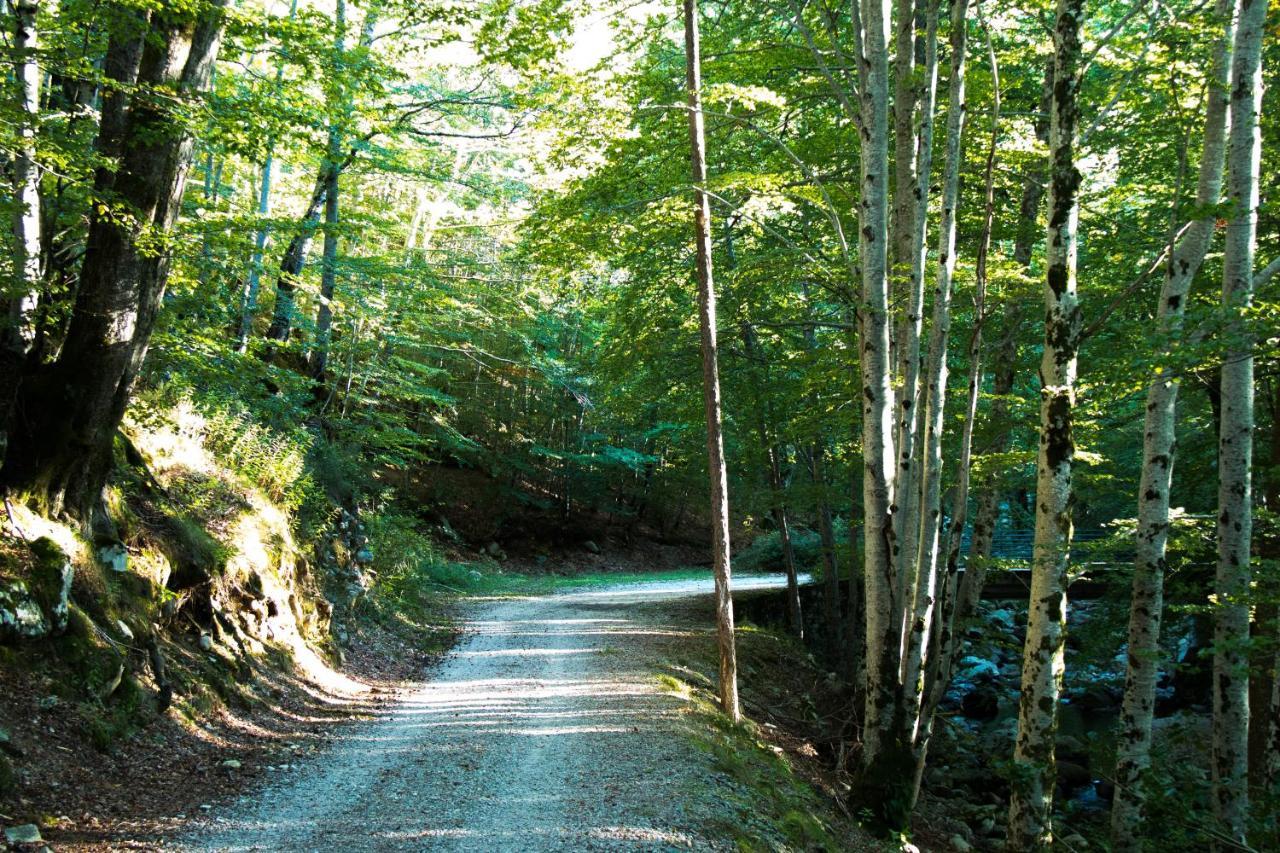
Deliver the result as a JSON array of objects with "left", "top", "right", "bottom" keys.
[
  {"left": 891, "top": 0, "right": 941, "bottom": 662},
  {"left": 1110, "top": 2, "right": 1235, "bottom": 847},
  {"left": 237, "top": 0, "right": 298, "bottom": 353},
  {"left": 1, "top": 0, "right": 228, "bottom": 532},
  {"left": 851, "top": 0, "right": 913, "bottom": 829},
  {"left": 901, "top": 0, "right": 968, "bottom": 744},
  {"left": 5, "top": 0, "right": 42, "bottom": 356},
  {"left": 265, "top": 167, "right": 328, "bottom": 342},
  {"left": 1212, "top": 0, "right": 1266, "bottom": 842},
  {"left": 683, "top": 0, "right": 739, "bottom": 722},
  {"left": 1006, "top": 0, "right": 1084, "bottom": 845}
]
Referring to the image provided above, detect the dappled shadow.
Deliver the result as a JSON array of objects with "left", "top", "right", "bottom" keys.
[{"left": 181, "top": 579, "right": 791, "bottom": 851}]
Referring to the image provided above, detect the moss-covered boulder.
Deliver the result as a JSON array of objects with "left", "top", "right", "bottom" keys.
[{"left": 29, "top": 537, "right": 74, "bottom": 634}]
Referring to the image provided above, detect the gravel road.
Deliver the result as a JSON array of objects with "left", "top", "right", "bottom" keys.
[{"left": 182, "top": 574, "right": 798, "bottom": 852}]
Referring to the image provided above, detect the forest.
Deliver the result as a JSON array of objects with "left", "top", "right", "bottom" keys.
[{"left": 0, "top": 0, "right": 1277, "bottom": 849}]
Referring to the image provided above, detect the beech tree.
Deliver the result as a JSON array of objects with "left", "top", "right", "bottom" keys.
[{"left": 1, "top": 0, "right": 228, "bottom": 532}]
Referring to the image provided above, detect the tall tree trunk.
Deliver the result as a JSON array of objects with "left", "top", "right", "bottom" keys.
[
  {"left": 801, "top": 283, "right": 843, "bottom": 657},
  {"left": 265, "top": 167, "right": 328, "bottom": 342},
  {"left": 891, "top": 0, "right": 941, "bottom": 663},
  {"left": 924, "top": 0, "right": 992, "bottom": 743},
  {"left": 309, "top": 120, "right": 342, "bottom": 378},
  {"left": 264, "top": 2, "right": 376, "bottom": 347},
  {"left": 1212, "top": 0, "right": 1266, "bottom": 842},
  {"left": 1110, "top": 2, "right": 1235, "bottom": 847},
  {"left": 809, "top": 443, "right": 842, "bottom": 652},
  {"left": 768, "top": 445, "right": 803, "bottom": 637},
  {"left": 1006, "top": 0, "right": 1084, "bottom": 845},
  {"left": 0, "top": 0, "right": 44, "bottom": 457},
  {"left": 308, "top": 0, "right": 358, "bottom": 380},
  {"left": 1, "top": 1, "right": 227, "bottom": 532},
  {"left": 5, "top": 0, "right": 42, "bottom": 356},
  {"left": 900, "top": 0, "right": 968, "bottom": 745},
  {"left": 237, "top": 0, "right": 298, "bottom": 353},
  {"left": 683, "top": 0, "right": 739, "bottom": 722},
  {"left": 851, "top": 0, "right": 911, "bottom": 828}
]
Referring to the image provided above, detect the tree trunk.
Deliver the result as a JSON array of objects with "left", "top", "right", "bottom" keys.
[
  {"left": 891, "top": 0, "right": 941, "bottom": 663},
  {"left": 925, "top": 0, "right": 992, "bottom": 740},
  {"left": 1212, "top": 0, "right": 1266, "bottom": 842},
  {"left": 237, "top": 0, "right": 298, "bottom": 353},
  {"left": 901, "top": 0, "right": 968, "bottom": 746},
  {"left": 309, "top": 123, "right": 342, "bottom": 379},
  {"left": 801, "top": 282, "right": 842, "bottom": 657},
  {"left": 1110, "top": 2, "right": 1235, "bottom": 847},
  {"left": 683, "top": 0, "right": 739, "bottom": 722},
  {"left": 1, "top": 1, "right": 227, "bottom": 532},
  {"left": 5, "top": 0, "right": 42, "bottom": 356},
  {"left": 851, "top": 0, "right": 913, "bottom": 829},
  {"left": 265, "top": 167, "right": 329, "bottom": 342},
  {"left": 811, "top": 446, "right": 841, "bottom": 645},
  {"left": 1006, "top": 0, "right": 1084, "bottom": 845},
  {"left": 308, "top": 0, "right": 357, "bottom": 380}
]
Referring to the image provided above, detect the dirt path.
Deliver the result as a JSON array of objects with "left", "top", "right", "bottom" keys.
[{"left": 181, "top": 574, "right": 797, "bottom": 852}]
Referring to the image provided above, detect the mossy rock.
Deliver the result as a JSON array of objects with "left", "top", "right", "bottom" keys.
[
  {"left": 162, "top": 514, "right": 229, "bottom": 590},
  {"left": 27, "top": 538, "right": 73, "bottom": 633},
  {"left": 55, "top": 607, "right": 124, "bottom": 697}
]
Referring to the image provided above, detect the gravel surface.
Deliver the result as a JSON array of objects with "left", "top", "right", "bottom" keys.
[{"left": 181, "top": 574, "right": 797, "bottom": 852}]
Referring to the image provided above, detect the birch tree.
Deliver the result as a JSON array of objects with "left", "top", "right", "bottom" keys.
[
  {"left": 1212, "top": 0, "right": 1267, "bottom": 841},
  {"left": 683, "top": 0, "right": 739, "bottom": 722},
  {"left": 901, "top": 0, "right": 970, "bottom": 743},
  {"left": 852, "top": 0, "right": 905, "bottom": 821},
  {"left": 1110, "top": 1, "right": 1236, "bottom": 847},
  {"left": 1006, "top": 0, "right": 1084, "bottom": 844},
  {"left": 6, "top": 0, "right": 42, "bottom": 356}
]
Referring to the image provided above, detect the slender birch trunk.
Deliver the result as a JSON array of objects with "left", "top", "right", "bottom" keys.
[
  {"left": 902, "top": 0, "right": 969, "bottom": 732},
  {"left": 1110, "top": 2, "right": 1235, "bottom": 847},
  {"left": 683, "top": 0, "right": 739, "bottom": 722},
  {"left": 1006, "top": 0, "right": 1084, "bottom": 844},
  {"left": 1212, "top": 0, "right": 1266, "bottom": 842},
  {"left": 926, "top": 0, "right": 993, "bottom": 737},
  {"left": 6, "top": 0, "right": 42, "bottom": 356},
  {"left": 892, "top": 0, "right": 941, "bottom": 660},
  {"left": 852, "top": 0, "right": 912, "bottom": 827}
]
